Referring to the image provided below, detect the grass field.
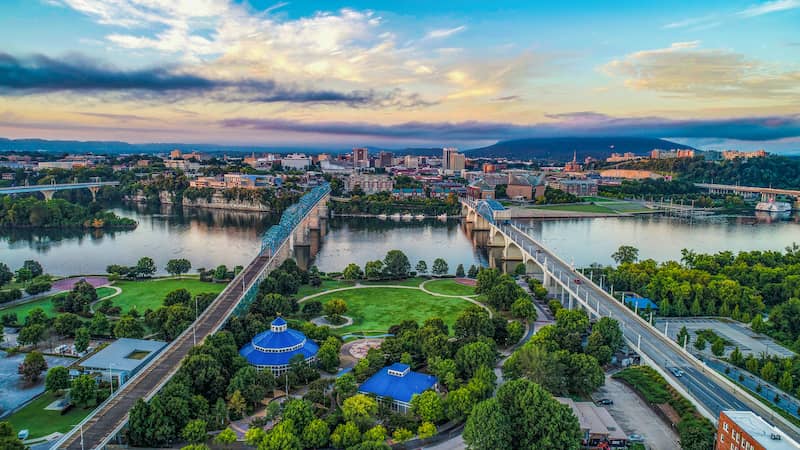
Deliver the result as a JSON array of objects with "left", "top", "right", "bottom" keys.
[
  {"left": 309, "top": 287, "right": 472, "bottom": 334},
  {"left": 296, "top": 279, "right": 355, "bottom": 298},
  {"left": 424, "top": 279, "right": 476, "bottom": 296},
  {"left": 110, "top": 278, "right": 226, "bottom": 313},
  {"left": 531, "top": 204, "right": 619, "bottom": 214},
  {"left": 0, "top": 287, "right": 115, "bottom": 321},
  {"left": 5, "top": 391, "right": 94, "bottom": 440},
  {"left": 361, "top": 277, "right": 427, "bottom": 287}
]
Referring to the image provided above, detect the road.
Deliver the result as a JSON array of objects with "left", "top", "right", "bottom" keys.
[
  {"left": 55, "top": 254, "right": 272, "bottom": 450},
  {"left": 500, "top": 222, "right": 752, "bottom": 419}
]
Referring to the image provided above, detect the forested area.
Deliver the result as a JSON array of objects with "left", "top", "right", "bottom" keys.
[
  {"left": 599, "top": 245, "right": 800, "bottom": 350},
  {"left": 0, "top": 196, "right": 136, "bottom": 229},
  {"left": 331, "top": 191, "right": 461, "bottom": 216}
]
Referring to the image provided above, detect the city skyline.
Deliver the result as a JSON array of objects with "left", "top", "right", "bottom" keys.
[{"left": 1, "top": 0, "right": 799, "bottom": 151}]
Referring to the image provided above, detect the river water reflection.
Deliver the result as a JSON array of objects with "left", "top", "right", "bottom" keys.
[{"left": 1, "top": 204, "right": 799, "bottom": 276}]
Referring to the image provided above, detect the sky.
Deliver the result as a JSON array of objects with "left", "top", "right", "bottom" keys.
[{"left": 0, "top": 0, "right": 799, "bottom": 151}]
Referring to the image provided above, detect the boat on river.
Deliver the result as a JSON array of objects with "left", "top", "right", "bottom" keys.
[{"left": 755, "top": 201, "right": 792, "bottom": 213}]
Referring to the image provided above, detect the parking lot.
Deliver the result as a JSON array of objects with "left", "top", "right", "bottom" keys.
[{"left": 653, "top": 317, "right": 794, "bottom": 358}]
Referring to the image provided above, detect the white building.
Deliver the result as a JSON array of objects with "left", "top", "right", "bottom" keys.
[{"left": 281, "top": 153, "right": 312, "bottom": 170}]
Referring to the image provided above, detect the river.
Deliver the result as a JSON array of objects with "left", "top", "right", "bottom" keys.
[{"left": 1, "top": 204, "right": 799, "bottom": 276}]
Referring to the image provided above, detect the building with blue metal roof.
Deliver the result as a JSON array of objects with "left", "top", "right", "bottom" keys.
[
  {"left": 623, "top": 294, "right": 659, "bottom": 311},
  {"left": 239, "top": 317, "right": 319, "bottom": 375},
  {"left": 358, "top": 363, "right": 438, "bottom": 412}
]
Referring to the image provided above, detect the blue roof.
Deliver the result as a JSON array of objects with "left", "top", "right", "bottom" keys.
[
  {"left": 358, "top": 363, "right": 437, "bottom": 403},
  {"left": 239, "top": 321, "right": 319, "bottom": 367},
  {"left": 624, "top": 296, "right": 659, "bottom": 310}
]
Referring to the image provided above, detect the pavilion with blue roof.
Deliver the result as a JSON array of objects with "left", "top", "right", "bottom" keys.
[
  {"left": 239, "top": 316, "right": 319, "bottom": 375},
  {"left": 358, "top": 363, "right": 438, "bottom": 412}
]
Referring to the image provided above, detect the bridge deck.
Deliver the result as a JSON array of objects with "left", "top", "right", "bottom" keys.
[
  {"left": 0, "top": 181, "right": 119, "bottom": 194},
  {"left": 58, "top": 253, "right": 271, "bottom": 450}
]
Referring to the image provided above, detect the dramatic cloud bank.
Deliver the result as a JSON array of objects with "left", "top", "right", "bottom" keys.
[
  {"left": 0, "top": 53, "right": 426, "bottom": 107},
  {"left": 220, "top": 113, "right": 800, "bottom": 142}
]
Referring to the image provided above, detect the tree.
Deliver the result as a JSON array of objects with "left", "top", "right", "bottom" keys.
[
  {"left": 416, "top": 260, "right": 428, "bottom": 276},
  {"left": 463, "top": 379, "right": 581, "bottom": 450},
  {"left": 0, "top": 421, "right": 26, "bottom": 450},
  {"left": 22, "top": 260, "right": 44, "bottom": 278},
  {"left": 342, "top": 394, "right": 378, "bottom": 427},
  {"left": 228, "top": 366, "right": 273, "bottom": 408},
  {"left": 18, "top": 324, "right": 46, "bottom": 348},
  {"left": 214, "top": 428, "right": 237, "bottom": 448},
  {"left": 456, "top": 264, "right": 465, "bottom": 277},
  {"left": 391, "top": 428, "right": 413, "bottom": 444},
  {"left": 591, "top": 317, "right": 624, "bottom": 352},
  {"left": 364, "top": 260, "right": 384, "bottom": 279},
  {"left": 335, "top": 372, "right": 357, "bottom": 403},
  {"left": 611, "top": 245, "right": 639, "bottom": 265},
  {"left": 455, "top": 341, "right": 496, "bottom": 379},
  {"left": 343, "top": 263, "right": 363, "bottom": 280},
  {"left": 245, "top": 427, "right": 266, "bottom": 446},
  {"left": 331, "top": 421, "right": 361, "bottom": 449},
  {"left": 114, "top": 314, "right": 145, "bottom": 338},
  {"left": 214, "top": 265, "right": 229, "bottom": 281},
  {"left": 90, "top": 311, "right": 111, "bottom": 335},
  {"left": 71, "top": 374, "right": 98, "bottom": 407},
  {"left": 302, "top": 419, "right": 330, "bottom": 449},
  {"left": 136, "top": 256, "right": 157, "bottom": 278},
  {"left": 283, "top": 399, "right": 315, "bottom": 431},
  {"left": 513, "top": 263, "right": 526, "bottom": 276},
  {"left": 761, "top": 361, "right": 778, "bottom": 383},
  {"left": 410, "top": 390, "right": 445, "bottom": 423},
  {"left": 324, "top": 298, "right": 348, "bottom": 318},
  {"left": 45, "top": 366, "right": 70, "bottom": 393},
  {"left": 486, "top": 278, "right": 525, "bottom": 311},
  {"left": 227, "top": 390, "right": 246, "bottom": 420},
  {"left": 0, "top": 262, "right": 13, "bottom": 287},
  {"left": 74, "top": 327, "right": 91, "bottom": 353},
  {"left": 779, "top": 370, "right": 794, "bottom": 392},
  {"left": 15, "top": 267, "right": 33, "bottom": 284},
  {"left": 693, "top": 335, "right": 707, "bottom": 351},
  {"left": 432, "top": 258, "right": 449, "bottom": 276},
  {"left": 711, "top": 338, "right": 725, "bottom": 357},
  {"left": 363, "top": 425, "right": 386, "bottom": 443},
  {"left": 507, "top": 321, "right": 524, "bottom": 345},
  {"left": 316, "top": 337, "right": 341, "bottom": 372},
  {"left": 261, "top": 419, "right": 301, "bottom": 450},
  {"left": 418, "top": 421, "right": 437, "bottom": 441},
  {"left": 467, "top": 265, "right": 478, "bottom": 278},
  {"left": 164, "top": 288, "right": 192, "bottom": 306},
  {"left": 166, "top": 259, "right": 192, "bottom": 278},
  {"left": 454, "top": 305, "right": 494, "bottom": 341},
  {"left": 383, "top": 250, "right": 411, "bottom": 279},
  {"left": 182, "top": 419, "right": 208, "bottom": 444},
  {"left": 511, "top": 297, "right": 537, "bottom": 321}
]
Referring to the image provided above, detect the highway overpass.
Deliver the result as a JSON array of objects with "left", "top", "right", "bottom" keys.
[{"left": 462, "top": 198, "right": 800, "bottom": 441}]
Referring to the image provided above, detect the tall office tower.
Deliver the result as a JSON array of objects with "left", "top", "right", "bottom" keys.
[
  {"left": 353, "top": 148, "right": 369, "bottom": 168},
  {"left": 443, "top": 147, "right": 458, "bottom": 170}
]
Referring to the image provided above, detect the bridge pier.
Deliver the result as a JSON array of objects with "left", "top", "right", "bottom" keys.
[
  {"left": 41, "top": 190, "right": 55, "bottom": 201},
  {"left": 88, "top": 185, "right": 100, "bottom": 202}
]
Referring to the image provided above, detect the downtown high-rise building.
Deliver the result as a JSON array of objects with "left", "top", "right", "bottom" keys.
[
  {"left": 443, "top": 147, "right": 458, "bottom": 170},
  {"left": 353, "top": 147, "right": 369, "bottom": 168}
]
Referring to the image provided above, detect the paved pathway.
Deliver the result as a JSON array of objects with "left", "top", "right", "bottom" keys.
[{"left": 296, "top": 280, "right": 492, "bottom": 318}]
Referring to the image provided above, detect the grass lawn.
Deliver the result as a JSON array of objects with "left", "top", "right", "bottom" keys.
[
  {"left": 110, "top": 278, "right": 226, "bottom": 314},
  {"left": 531, "top": 204, "right": 618, "bottom": 214},
  {"left": 424, "top": 279, "right": 476, "bottom": 296},
  {"left": 310, "top": 287, "right": 472, "bottom": 334},
  {"left": 0, "top": 287, "right": 115, "bottom": 321},
  {"left": 581, "top": 196, "right": 615, "bottom": 203},
  {"left": 296, "top": 279, "right": 355, "bottom": 298},
  {"left": 361, "top": 277, "right": 426, "bottom": 287},
  {"left": 6, "top": 391, "right": 94, "bottom": 440}
]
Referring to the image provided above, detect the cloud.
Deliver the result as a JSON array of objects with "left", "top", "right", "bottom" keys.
[
  {"left": 0, "top": 53, "right": 430, "bottom": 107},
  {"left": 219, "top": 114, "right": 800, "bottom": 142},
  {"left": 425, "top": 25, "right": 467, "bottom": 39},
  {"left": 602, "top": 42, "right": 800, "bottom": 98},
  {"left": 663, "top": 15, "right": 721, "bottom": 30},
  {"left": 738, "top": 0, "right": 800, "bottom": 17}
]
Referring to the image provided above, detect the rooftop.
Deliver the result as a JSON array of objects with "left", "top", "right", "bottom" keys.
[
  {"left": 723, "top": 411, "right": 800, "bottom": 450},
  {"left": 358, "top": 363, "right": 437, "bottom": 404},
  {"left": 80, "top": 338, "right": 167, "bottom": 372},
  {"left": 557, "top": 398, "right": 627, "bottom": 441},
  {"left": 239, "top": 317, "right": 319, "bottom": 367}
]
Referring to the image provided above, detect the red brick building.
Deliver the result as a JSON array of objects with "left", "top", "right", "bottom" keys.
[{"left": 717, "top": 410, "right": 799, "bottom": 450}]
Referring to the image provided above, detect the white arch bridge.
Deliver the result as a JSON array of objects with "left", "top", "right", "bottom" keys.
[{"left": 462, "top": 198, "right": 800, "bottom": 441}]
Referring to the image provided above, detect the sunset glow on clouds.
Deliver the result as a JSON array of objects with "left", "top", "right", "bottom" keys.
[{"left": 0, "top": 0, "right": 799, "bottom": 150}]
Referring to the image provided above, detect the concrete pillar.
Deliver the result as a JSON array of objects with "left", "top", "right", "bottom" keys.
[
  {"left": 88, "top": 185, "right": 100, "bottom": 202},
  {"left": 41, "top": 190, "right": 55, "bottom": 201}
]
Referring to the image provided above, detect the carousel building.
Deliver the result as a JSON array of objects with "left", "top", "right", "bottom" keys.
[{"left": 239, "top": 316, "right": 319, "bottom": 375}]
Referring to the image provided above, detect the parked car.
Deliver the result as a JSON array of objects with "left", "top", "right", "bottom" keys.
[
  {"left": 597, "top": 398, "right": 614, "bottom": 405},
  {"left": 628, "top": 434, "right": 645, "bottom": 442}
]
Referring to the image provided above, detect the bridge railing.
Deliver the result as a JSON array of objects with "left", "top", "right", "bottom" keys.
[
  {"left": 50, "top": 183, "right": 330, "bottom": 450},
  {"left": 261, "top": 183, "right": 330, "bottom": 254}
]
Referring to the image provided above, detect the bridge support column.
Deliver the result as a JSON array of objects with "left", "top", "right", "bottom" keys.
[
  {"left": 41, "top": 190, "right": 55, "bottom": 201},
  {"left": 88, "top": 185, "right": 100, "bottom": 202}
]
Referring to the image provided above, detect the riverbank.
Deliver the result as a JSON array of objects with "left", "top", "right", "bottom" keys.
[
  {"left": 125, "top": 192, "right": 273, "bottom": 212},
  {"left": 331, "top": 213, "right": 458, "bottom": 219}
]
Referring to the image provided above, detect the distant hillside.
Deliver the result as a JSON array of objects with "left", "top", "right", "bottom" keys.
[
  {"left": 467, "top": 137, "right": 695, "bottom": 161},
  {"left": 0, "top": 138, "right": 325, "bottom": 155}
]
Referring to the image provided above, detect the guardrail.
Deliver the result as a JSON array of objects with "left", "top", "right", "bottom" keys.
[{"left": 501, "top": 219, "right": 800, "bottom": 439}]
